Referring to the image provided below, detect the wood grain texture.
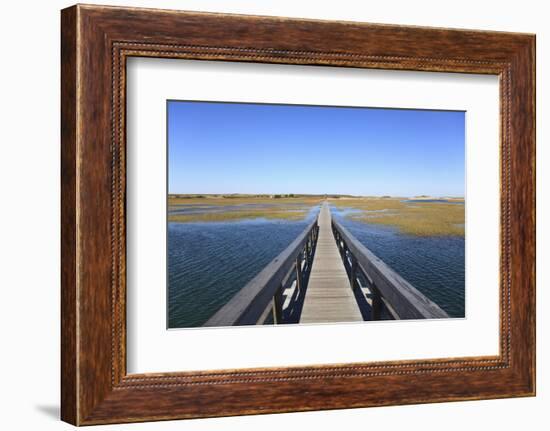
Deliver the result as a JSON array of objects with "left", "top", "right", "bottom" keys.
[
  {"left": 60, "top": 6, "right": 78, "bottom": 425},
  {"left": 60, "top": 4, "right": 536, "bottom": 425}
]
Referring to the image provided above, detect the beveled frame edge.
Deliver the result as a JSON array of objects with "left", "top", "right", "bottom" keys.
[{"left": 61, "top": 4, "right": 535, "bottom": 426}]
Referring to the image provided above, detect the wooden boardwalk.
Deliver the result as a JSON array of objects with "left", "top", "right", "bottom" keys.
[
  {"left": 300, "top": 202, "right": 363, "bottom": 323},
  {"left": 207, "top": 200, "right": 448, "bottom": 327}
]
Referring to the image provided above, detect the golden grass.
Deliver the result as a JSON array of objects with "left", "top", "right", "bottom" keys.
[
  {"left": 328, "top": 198, "right": 464, "bottom": 237},
  {"left": 168, "top": 196, "right": 318, "bottom": 222},
  {"left": 169, "top": 209, "right": 309, "bottom": 223},
  {"left": 169, "top": 195, "right": 322, "bottom": 206},
  {"left": 329, "top": 197, "right": 405, "bottom": 210}
]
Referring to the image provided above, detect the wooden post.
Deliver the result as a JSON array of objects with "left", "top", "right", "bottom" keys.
[
  {"left": 371, "top": 285, "right": 382, "bottom": 320},
  {"left": 295, "top": 252, "right": 303, "bottom": 294},
  {"left": 350, "top": 255, "right": 358, "bottom": 291},
  {"left": 342, "top": 242, "right": 348, "bottom": 264},
  {"left": 310, "top": 227, "right": 315, "bottom": 256},
  {"left": 272, "top": 285, "right": 284, "bottom": 324}
]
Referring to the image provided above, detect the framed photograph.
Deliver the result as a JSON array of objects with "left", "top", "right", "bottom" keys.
[{"left": 61, "top": 4, "right": 535, "bottom": 425}]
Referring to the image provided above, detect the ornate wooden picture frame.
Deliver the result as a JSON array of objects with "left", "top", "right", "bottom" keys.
[{"left": 61, "top": 4, "right": 535, "bottom": 425}]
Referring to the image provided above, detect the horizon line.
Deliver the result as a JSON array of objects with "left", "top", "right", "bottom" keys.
[{"left": 168, "top": 193, "right": 465, "bottom": 198}]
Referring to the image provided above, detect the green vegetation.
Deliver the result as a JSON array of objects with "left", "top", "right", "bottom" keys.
[
  {"left": 329, "top": 197, "right": 464, "bottom": 237},
  {"left": 168, "top": 195, "right": 321, "bottom": 223}
]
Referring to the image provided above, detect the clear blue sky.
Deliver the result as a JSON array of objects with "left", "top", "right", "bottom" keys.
[{"left": 168, "top": 101, "right": 465, "bottom": 197}]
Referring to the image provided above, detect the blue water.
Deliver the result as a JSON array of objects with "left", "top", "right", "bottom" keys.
[
  {"left": 330, "top": 206, "right": 465, "bottom": 317},
  {"left": 167, "top": 203, "right": 465, "bottom": 328},
  {"left": 169, "top": 202, "right": 307, "bottom": 216},
  {"left": 168, "top": 208, "right": 319, "bottom": 328}
]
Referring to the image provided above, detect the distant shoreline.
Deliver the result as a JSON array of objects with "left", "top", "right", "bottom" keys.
[
  {"left": 167, "top": 195, "right": 465, "bottom": 236},
  {"left": 168, "top": 193, "right": 465, "bottom": 201}
]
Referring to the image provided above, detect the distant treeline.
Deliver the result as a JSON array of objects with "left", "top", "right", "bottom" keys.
[
  {"left": 168, "top": 193, "right": 464, "bottom": 201},
  {"left": 168, "top": 193, "right": 360, "bottom": 199}
]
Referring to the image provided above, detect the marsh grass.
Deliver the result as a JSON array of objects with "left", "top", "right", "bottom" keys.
[
  {"left": 168, "top": 196, "right": 320, "bottom": 222},
  {"left": 169, "top": 196, "right": 322, "bottom": 206},
  {"left": 329, "top": 198, "right": 464, "bottom": 237},
  {"left": 169, "top": 209, "right": 309, "bottom": 223},
  {"left": 167, "top": 196, "right": 464, "bottom": 231}
]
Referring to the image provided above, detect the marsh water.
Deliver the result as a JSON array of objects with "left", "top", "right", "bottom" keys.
[
  {"left": 330, "top": 207, "right": 465, "bottom": 317},
  {"left": 168, "top": 203, "right": 465, "bottom": 328}
]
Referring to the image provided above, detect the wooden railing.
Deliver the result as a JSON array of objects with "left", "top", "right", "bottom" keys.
[
  {"left": 331, "top": 219, "right": 449, "bottom": 320},
  {"left": 204, "top": 218, "right": 319, "bottom": 326}
]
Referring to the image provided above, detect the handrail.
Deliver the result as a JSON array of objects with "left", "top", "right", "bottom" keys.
[
  {"left": 332, "top": 219, "right": 449, "bottom": 320},
  {"left": 204, "top": 217, "right": 319, "bottom": 326}
]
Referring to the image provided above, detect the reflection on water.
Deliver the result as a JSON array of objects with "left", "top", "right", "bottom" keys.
[{"left": 167, "top": 202, "right": 465, "bottom": 328}]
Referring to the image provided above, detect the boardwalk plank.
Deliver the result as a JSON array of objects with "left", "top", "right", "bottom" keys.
[{"left": 300, "top": 203, "right": 363, "bottom": 323}]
